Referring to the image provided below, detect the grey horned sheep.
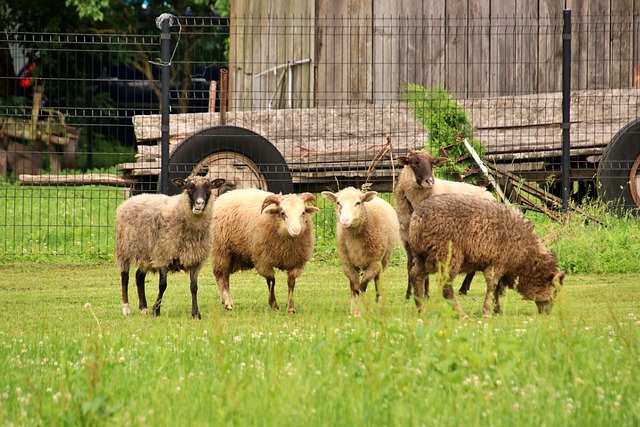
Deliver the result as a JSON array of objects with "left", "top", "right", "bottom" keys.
[
  {"left": 321, "top": 187, "right": 400, "bottom": 316},
  {"left": 210, "top": 188, "right": 319, "bottom": 313},
  {"left": 408, "top": 193, "right": 565, "bottom": 318},
  {"left": 116, "top": 176, "right": 226, "bottom": 319},
  {"left": 395, "top": 149, "right": 495, "bottom": 298}
]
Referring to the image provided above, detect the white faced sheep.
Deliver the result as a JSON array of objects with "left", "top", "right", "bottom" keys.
[
  {"left": 116, "top": 176, "right": 226, "bottom": 319},
  {"left": 321, "top": 187, "right": 400, "bottom": 316},
  {"left": 395, "top": 149, "right": 495, "bottom": 298},
  {"left": 210, "top": 189, "right": 319, "bottom": 313},
  {"left": 408, "top": 193, "right": 565, "bottom": 318}
]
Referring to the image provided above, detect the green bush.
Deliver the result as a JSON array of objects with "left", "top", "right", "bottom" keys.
[{"left": 400, "top": 83, "right": 485, "bottom": 181}]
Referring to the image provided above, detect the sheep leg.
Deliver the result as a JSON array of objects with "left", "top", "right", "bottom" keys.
[
  {"left": 151, "top": 269, "right": 168, "bottom": 317},
  {"left": 189, "top": 267, "right": 202, "bottom": 319},
  {"left": 410, "top": 255, "right": 427, "bottom": 312},
  {"left": 442, "top": 280, "right": 468, "bottom": 319},
  {"left": 493, "top": 283, "right": 502, "bottom": 315},
  {"left": 286, "top": 272, "right": 297, "bottom": 314},
  {"left": 360, "top": 262, "right": 382, "bottom": 303},
  {"left": 482, "top": 270, "right": 500, "bottom": 318},
  {"left": 266, "top": 277, "right": 280, "bottom": 311},
  {"left": 135, "top": 269, "right": 149, "bottom": 314},
  {"left": 342, "top": 266, "right": 362, "bottom": 316},
  {"left": 403, "top": 241, "right": 413, "bottom": 299},
  {"left": 214, "top": 272, "right": 233, "bottom": 310},
  {"left": 458, "top": 272, "right": 475, "bottom": 295},
  {"left": 121, "top": 269, "right": 131, "bottom": 316},
  {"left": 349, "top": 278, "right": 361, "bottom": 317}
]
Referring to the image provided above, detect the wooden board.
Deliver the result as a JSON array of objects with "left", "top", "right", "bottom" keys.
[
  {"left": 132, "top": 104, "right": 427, "bottom": 170},
  {"left": 129, "top": 88, "right": 640, "bottom": 171}
]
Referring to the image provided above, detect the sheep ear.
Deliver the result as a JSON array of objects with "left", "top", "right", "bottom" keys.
[
  {"left": 552, "top": 270, "right": 565, "bottom": 287},
  {"left": 321, "top": 191, "right": 337, "bottom": 203},
  {"left": 261, "top": 194, "right": 282, "bottom": 213},
  {"left": 397, "top": 156, "right": 409, "bottom": 166},
  {"left": 172, "top": 178, "right": 187, "bottom": 189},
  {"left": 299, "top": 192, "right": 317, "bottom": 206},
  {"left": 263, "top": 206, "right": 281, "bottom": 215},
  {"left": 362, "top": 191, "right": 377, "bottom": 203},
  {"left": 210, "top": 178, "right": 226, "bottom": 189},
  {"left": 433, "top": 157, "right": 448, "bottom": 167},
  {"left": 305, "top": 206, "right": 320, "bottom": 214}
]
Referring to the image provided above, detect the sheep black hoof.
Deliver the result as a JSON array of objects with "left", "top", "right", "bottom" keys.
[
  {"left": 192, "top": 312, "right": 201, "bottom": 319},
  {"left": 405, "top": 291, "right": 412, "bottom": 300}
]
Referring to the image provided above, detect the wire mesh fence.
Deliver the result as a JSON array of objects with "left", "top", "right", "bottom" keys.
[{"left": 1, "top": 7, "right": 640, "bottom": 260}]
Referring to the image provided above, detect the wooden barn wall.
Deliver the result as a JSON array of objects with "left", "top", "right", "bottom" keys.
[{"left": 228, "top": 0, "right": 640, "bottom": 109}]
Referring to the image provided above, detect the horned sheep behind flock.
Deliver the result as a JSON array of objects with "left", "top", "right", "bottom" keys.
[
  {"left": 116, "top": 176, "right": 226, "bottom": 319},
  {"left": 394, "top": 149, "right": 495, "bottom": 298},
  {"left": 408, "top": 193, "right": 565, "bottom": 318},
  {"left": 210, "top": 189, "right": 319, "bottom": 313},
  {"left": 321, "top": 187, "right": 400, "bottom": 316}
]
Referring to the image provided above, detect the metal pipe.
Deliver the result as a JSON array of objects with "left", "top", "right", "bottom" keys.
[
  {"left": 159, "top": 15, "right": 171, "bottom": 195},
  {"left": 220, "top": 68, "right": 228, "bottom": 125},
  {"left": 561, "top": 9, "right": 572, "bottom": 215}
]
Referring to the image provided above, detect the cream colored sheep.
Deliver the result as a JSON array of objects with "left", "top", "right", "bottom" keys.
[
  {"left": 116, "top": 176, "right": 226, "bottom": 319},
  {"left": 210, "top": 189, "right": 319, "bottom": 313},
  {"left": 321, "top": 187, "right": 400, "bottom": 316}
]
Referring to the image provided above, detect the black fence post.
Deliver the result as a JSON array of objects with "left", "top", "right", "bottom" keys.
[
  {"left": 158, "top": 14, "right": 172, "bottom": 195},
  {"left": 562, "top": 9, "right": 572, "bottom": 215}
]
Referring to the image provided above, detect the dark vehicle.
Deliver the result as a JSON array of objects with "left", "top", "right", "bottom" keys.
[{"left": 14, "top": 50, "right": 223, "bottom": 147}]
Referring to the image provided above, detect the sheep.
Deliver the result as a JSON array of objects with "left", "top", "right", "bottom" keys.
[
  {"left": 116, "top": 176, "right": 226, "bottom": 319},
  {"left": 321, "top": 187, "right": 400, "bottom": 316},
  {"left": 408, "top": 193, "right": 565, "bottom": 318},
  {"left": 395, "top": 149, "right": 495, "bottom": 298},
  {"left": 210, "top": 189, "right": 319, "bottom": 313}
]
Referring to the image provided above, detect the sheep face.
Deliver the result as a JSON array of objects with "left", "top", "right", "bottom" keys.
[
  {"left": 398, "top": 149, "right": 447, "bottom": 189},
  {"left": 262, "top": 193, "right": 320, "bottom": 237},
  {"left": 321, "top": 188, "right": 377, "bottom": 228},
  {"left": 534, "top": 270, "right": 565, "bottom": 314},
  {"left": 172, "top": 177, "right": 226, "bottom": 214}
]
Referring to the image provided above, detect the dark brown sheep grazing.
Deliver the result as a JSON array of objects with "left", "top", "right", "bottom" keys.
[
  {"left": 395, "top": 149, "right": 494, "bottom": 298},
  {"left": 408, "top": 193, "right": 564, "bottom": 317}
]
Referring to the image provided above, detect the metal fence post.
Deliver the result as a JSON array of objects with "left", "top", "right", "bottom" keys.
[
  {"left": 562, "top": 9, "right": 572, "bottom": 215},
  {"left": 158, "top": 14, "right": 172, "bottom": 195}
]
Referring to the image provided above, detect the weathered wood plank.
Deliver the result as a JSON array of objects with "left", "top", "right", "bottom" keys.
[
  {"left": 444, "top": 0, "right": 468, "bottom": 96},
  {"left": 467, "top": 0, "right": 491, "bottom": 97},
  {"left": 611, "top": 0, "right": 634, "bottom": 88},
  {"left": 516, "top": 0, "right": 538, "bottom": 94},
  {"left": 420, "top": 3, "right": 446, "bottom": 89},
  {"left": 19, "top": 173, "right": 136, "bottom": 187},
  {"left": 490, "top": 0, "right": 516, "bottom": 95},
  {"left": 537, "top": 0, "right": 563, "bottom": 93}
]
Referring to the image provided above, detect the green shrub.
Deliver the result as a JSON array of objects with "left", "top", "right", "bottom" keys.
[{"left": 399, "top": 83, "right": 485, "bottom": 181}]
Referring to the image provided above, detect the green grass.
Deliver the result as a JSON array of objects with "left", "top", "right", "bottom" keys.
[
  {"left": 2, "top": 183, "right": 640, "bottom": 275},
  {"left": 0, "top": 262, "right": 638, "bottom": 426}
]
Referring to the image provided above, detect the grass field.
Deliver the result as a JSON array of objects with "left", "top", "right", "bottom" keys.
[{"left": 0, "top": 261, "right": 638, "bottom": 426}]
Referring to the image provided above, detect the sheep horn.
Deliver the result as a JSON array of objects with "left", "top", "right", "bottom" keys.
[
  {"left": 261, "top": 194, "right": 282, "bottom": 213},
  {"left": 299, "top": 192, "right": 317, "bottom": 207}
]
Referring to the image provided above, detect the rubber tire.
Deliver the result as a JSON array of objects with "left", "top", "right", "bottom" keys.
[
  {"left": 167, "top": 125, "right": 293, "bottom": 196},
  {"left": 597, "top": 118, "right": 640, "bottom": 213}
]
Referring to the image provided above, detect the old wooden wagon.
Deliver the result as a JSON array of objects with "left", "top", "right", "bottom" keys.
[{"left": 116, "top": 87, "right": 640, "bottom": 210}]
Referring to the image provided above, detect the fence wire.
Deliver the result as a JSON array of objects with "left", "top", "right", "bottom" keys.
[{"left": 1, "top": 10, "right": 639, "bottom": 259}]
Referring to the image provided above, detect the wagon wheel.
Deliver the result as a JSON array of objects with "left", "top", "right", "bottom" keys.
[
  {"left": 597, "top": 118, "right": 640, "bottom": 213},
  {"left": 167, "top": 125, "right": 293, "bottom": 196}
]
